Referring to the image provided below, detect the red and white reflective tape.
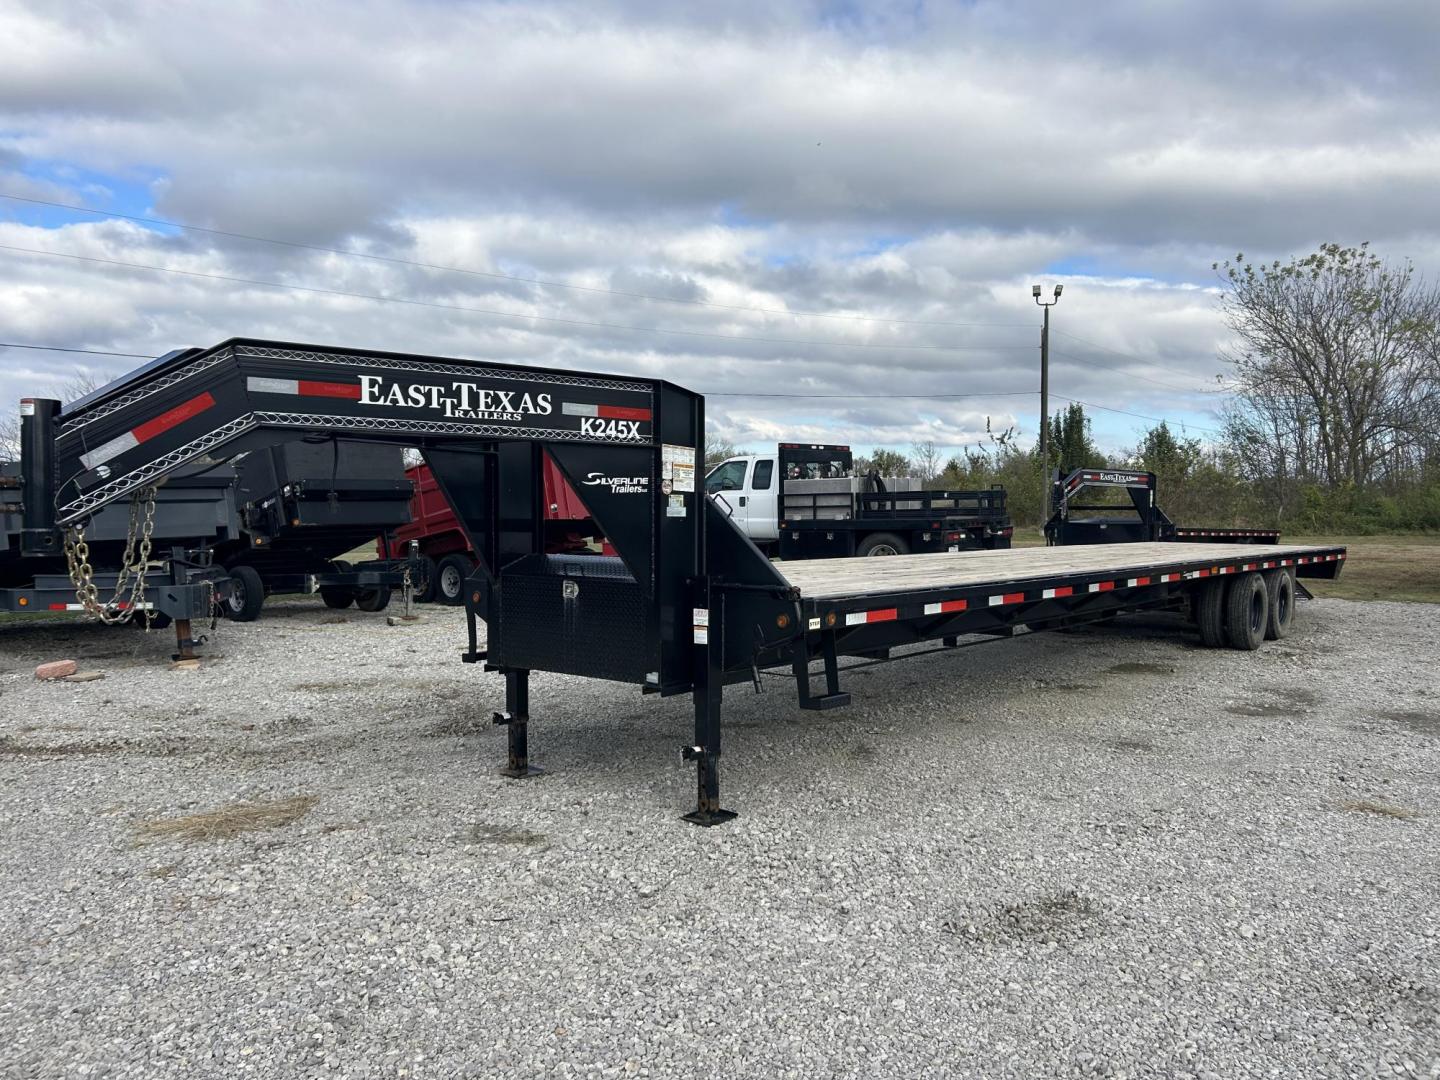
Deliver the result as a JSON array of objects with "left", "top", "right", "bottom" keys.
[
  {"left": 1041, "top": 586, "right": 1074, "bottom": 599},
  {"left": 247, "top": 376, "right": 362, "bottom": 400},
  {"left": 1126, "top": 576, "right": 1152, "bottom": 587},
  {"left": 561, "top": 402, "right": 652, "bottom": 421},
  {"left": 844, "top": 607, "right": 898, "bottom": 625},
  {"left": 47, "top": 601, "right": 150, "bottom": 611},
  {"left": 80, "top": 392, "right": 217, "bottom": 470},
  {"left": 923, "top": 599, "right": 969, "bottom": 614},
  {"left": 1087, "top": 580, "right": 1116, "bottom": 592},
  {"left": 1160, "top": 572, "right": 1182, "bottom": 582},
  {"left": 988, "top": 591, "right": 1026, "bottom": 606}
]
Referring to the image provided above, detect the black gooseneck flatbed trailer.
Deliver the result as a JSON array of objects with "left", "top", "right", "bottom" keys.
[
  {"left": 19, "top": 339, "right": 1346, "bottom": 824},
  {"left": 1045, "top": 467, "right": 1282, "bottom": 546}
]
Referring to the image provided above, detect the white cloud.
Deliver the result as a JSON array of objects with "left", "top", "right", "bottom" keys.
[{"left": 1, "top": 0, "right": 1437, "bottom": 453}]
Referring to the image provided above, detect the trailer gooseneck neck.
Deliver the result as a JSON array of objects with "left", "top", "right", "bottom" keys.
[{"left": 26, "top": 339, "right": 1347, "bottom": 825}]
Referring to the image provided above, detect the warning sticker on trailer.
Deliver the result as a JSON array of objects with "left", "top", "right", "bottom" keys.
[
  {"left": 667, "top": 494, "right": 687, "bottom": 517},
  {"left": 662, "top": 444, "right": 696, "bottom": 493},
  {"left": 692, "top": 607, "right": 709, "bottom": 645}
]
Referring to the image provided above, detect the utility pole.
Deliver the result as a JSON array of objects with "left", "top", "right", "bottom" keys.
[{"left": 1032, "top": 282, "right": 1063, "bottom": 528}]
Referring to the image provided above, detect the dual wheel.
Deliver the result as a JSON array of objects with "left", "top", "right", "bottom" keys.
[{"left": 1195, "top": 570, "right": 1295, "bottom": 650}]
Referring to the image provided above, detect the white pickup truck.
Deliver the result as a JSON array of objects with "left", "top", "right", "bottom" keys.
[{"left": 705, "top": 442, "right": 1011, "bottom": 558}]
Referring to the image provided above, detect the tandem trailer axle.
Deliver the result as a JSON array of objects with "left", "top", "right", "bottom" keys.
[{"left": 15, "top": 338, "right": 1346, "bottom": 824}]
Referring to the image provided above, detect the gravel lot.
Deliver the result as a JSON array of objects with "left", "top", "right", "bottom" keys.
[{"left": 1, "top": 596, "right": 1437, "bottom": 1079}]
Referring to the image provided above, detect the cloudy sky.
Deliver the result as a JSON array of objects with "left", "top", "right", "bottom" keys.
[{"left": 2, "top": 0, "right": 1438, "bottom": 459}]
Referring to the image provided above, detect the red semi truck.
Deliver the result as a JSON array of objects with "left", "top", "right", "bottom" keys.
[{"left": 378, "top": 458, "right": 610, "bottom": 604}]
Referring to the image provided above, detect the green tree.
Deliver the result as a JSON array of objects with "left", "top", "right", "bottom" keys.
[
  {"left": 1046, "top": 402, "right": 1101, "bottom": 473},
  {"left": 857, "top": 448, "right": 910, "bottom": 477}
]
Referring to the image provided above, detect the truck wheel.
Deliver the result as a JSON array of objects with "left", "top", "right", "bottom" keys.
[
  {"left": 436, "top": 554, "right": 472, "bottom": 605},
  {"left": 857, "top": 532, "right": 910, "bottom": 557},
  {"left": 355, "top": 586, "right": 392, "bottom": 613},
  {"left": 1196, "top": 579, "right": 1226, "bottom": 648},
  {"left": 1264, "top": 570, "right": 1295, "bottom": 641},
  {"left": 320, "top": 586, "right": 354, "bottom": 609},
  {"left": 412, "top": 555, "right": 439, "bottom": 603},
  {"left": 1225, "top": 573, "right": 1269, "bottom": 651},
  {"left": 224, "top": 565, "right": 266, "bottom": 622}
]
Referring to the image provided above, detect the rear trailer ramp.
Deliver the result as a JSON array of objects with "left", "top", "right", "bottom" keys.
[{"left": 22, "top": 338, "right": 1347, "bottom": 825}]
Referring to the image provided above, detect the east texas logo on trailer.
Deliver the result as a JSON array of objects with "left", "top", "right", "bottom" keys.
[{"left": 243, "top": 373, "right": 653, "bottom": 443}]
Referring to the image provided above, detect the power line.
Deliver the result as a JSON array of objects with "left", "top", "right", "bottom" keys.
[
  {"left": 1049, "top": 348, "right": 1218, "bottom": 396},
  {"left": 708, "top": 390, "right": 1036, "bottom": 400},
  {"left": 0, "top": 339, "right": 1036, "bottom": 403},
  {"left": 1050, "top": 393, "right": 1223, "bottom": 435},
  {"left": 0, "top": 193, "right": 1035, "bottom": 331},
  {"left": 0, "top": 243, "right": 1036, "bottom": 356},
  {"left": 1053, "top": 328, "right": 1235, "bottom": 389},
  {"left": 0, "top": 342, "right": 151, "bottom": 359}
]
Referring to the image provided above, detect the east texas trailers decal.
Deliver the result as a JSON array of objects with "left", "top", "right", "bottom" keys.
[{"left": 245, "top": 373, "right": 653, "bottom": 441}]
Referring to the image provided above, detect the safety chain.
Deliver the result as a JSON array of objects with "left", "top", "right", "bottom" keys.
[
  {"left": 401, "top": 563, "right": 414, "bottom": 619},
  {"left": 63, "top": 487, "right": 158, "bottom": 626}
]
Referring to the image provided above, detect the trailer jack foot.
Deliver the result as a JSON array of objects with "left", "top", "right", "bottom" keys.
[
  {"left": 171, "top": 618, "right": 199, "bottom": 664},
  {"left": 682, "top": 807, "right": 738, "bottom": 828},
  {"left": 493, "top": 711, "right": 544, "bottom": 779},
  {"left": 681, "top": 745, "right": 736, "bottom": 826}
]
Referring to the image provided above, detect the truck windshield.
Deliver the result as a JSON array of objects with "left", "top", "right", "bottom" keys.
[{"left": 705, "top": 459, "right": 747, "bottom": 493}]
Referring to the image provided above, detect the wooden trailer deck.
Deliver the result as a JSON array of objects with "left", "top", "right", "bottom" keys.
[{"left": 778, "top": 541, "right": 1345, "bottom": 601}]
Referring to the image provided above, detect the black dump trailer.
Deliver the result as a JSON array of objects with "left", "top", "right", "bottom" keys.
[
  {"left": 1045, "top": 467, "right": 1282, "bottom": 546},
  {"left": 773, "top": 443, "right": 1011, "bottom": 559},
  {"left": 4, "top": 405, "right": 420, "bottom": 627},
  {"left": 215, "top": 440, "right": 417, "bottom": 620},
  {"left": 24, "top": 339, "right": 1346, "bottom": 823},
  {"left": 2, "top": 398, "right": 236, "bottom": 629}
]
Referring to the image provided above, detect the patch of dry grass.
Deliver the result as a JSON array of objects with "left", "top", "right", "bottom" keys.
[
  {"left": 1341, "top": 799, "right": 1420, "bottom": 821},
  {"left": 138, "top": 795, "right": 318, "bottom": 842},
  {"left": 468, "top": 822, "right": 547, "bottom": 847},
  {"left": 1292, "top": 534, "right": 1440, "bottom": 604}
]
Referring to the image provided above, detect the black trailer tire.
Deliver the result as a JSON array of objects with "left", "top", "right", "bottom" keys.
[
  {"left": 1224, "top": 573, "right": 1269, "bottom": 651},
  {"left": 224, "top": 565, "right": 265, "bottom": 622},
  {"left": 436, "top": 554, "right": 472, "bottom": 605},
  {"left": 355, "top": 586, "right": 392, "bottom": 613},
  {"left": 856, "top": 532, "right": 910, "bottom": 557},
  {"left": 320, "top": 587, "right": 354, "bottom": 609},
  {"left": 1196, "top": 579, "right": 1226, "bottom": 648},
  {"left": 413, "top": 555, "right": 439, "bottom": 603},
  {"left": 1265, "top": 569, "right": 1295, "bottom": 640},
  {"left": 130, "top": 610, "right": 173, "bottom": 630}
]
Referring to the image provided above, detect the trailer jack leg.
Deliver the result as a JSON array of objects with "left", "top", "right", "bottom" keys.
[
  {"left": 682, "top": 744, "right": 735, "bottom": 827},
  {"left": 493, "top": 669, "right": 543, "bottom": 778},
  {"left": 171, "top": 619, "right": 199, "bottom": 663},
  {"left": 682, "top": 603, "right": 735, "bottom": 827}
]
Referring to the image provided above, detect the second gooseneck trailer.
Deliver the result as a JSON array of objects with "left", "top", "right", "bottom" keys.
[{"left": 20, "top": 338, "right": 1346, "bottom": 823}]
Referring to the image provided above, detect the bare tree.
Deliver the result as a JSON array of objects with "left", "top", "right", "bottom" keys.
[
  {"left": 704, "top": 433, "right": 750, "bottom": 467},
  {"left": 1216, "top": 243, "right": 1440, "bottom": 490},
  {"left": 1, "top": 369, "right": 104, "bottom": 460},
  {"left": 910, "top": 439, "right": 942, "bottom": 484}
]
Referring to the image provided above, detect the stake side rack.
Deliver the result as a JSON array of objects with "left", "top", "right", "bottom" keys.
[{"left": 10, "top": 339, "right": 1345, "bottom": 822}]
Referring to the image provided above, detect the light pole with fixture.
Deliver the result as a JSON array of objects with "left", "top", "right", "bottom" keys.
[
  {"left": 1033, "top": 282, "right": 1063, "bottom": 531},
  {"left": 1032, "top": 283, "right": 1063, "bottom": 467}
]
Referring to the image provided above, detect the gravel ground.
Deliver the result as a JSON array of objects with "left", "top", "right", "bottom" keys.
[{"left": 0, "top": 595, "right": 1437, "bottom": 1079}]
